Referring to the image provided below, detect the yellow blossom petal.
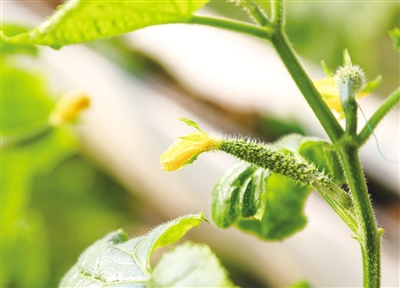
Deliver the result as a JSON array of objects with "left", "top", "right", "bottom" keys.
[
  {"left": 314, "top": 76, "right": 371, "bottom": 114},
  {"left": 314, "top": 77, "right": 339, "bottom": 99},
  {"left": 160, "top": 127, "right": 222, "bottom": 171},
  {"left": 49, "top": 92, "right": 90, "bottom": 125}
]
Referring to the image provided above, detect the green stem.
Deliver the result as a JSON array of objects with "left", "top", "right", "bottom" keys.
[
  {"left": 357, "top": 87, "right": 400, "bottom": 146},
  {"left": 270, "top": 31, "right": 344, "bottom": 142},
  {"left": 1, "top": 124, "right": 52, "bottom": 149},
  {"left": 188, "top": 15, "right": 274, "bottom": 39},
  {"left": 338, "top": 146, "right": 381, "bottom": 288},
  {"left": 338, "top": 79, "right": 358, "bottom": 136},
  {"left": 238, "top": 0, "right": 271, "bottom": 27},
  {"left": 272, "top": 0, "right": 285, "bottom": 26}
]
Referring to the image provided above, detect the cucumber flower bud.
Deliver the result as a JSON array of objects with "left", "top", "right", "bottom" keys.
[
  {"left": 334, "top": 64, "right": 366, "bottom": 93},
  {"left": 313, "top": 53, "right": 380, "bottom": 115},
  {"left": 49, "top": 92, "right": 90, "bottom": 126},
  {"left": 160, "top": 118, "right": 223, "bottom": 171}
]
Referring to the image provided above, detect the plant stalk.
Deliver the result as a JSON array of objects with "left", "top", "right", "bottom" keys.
[
  {"left": 338, "top": 146, "right": 381, "bottom": 288},
  {"left": 270, "top": 31, "right": 344, "bottom": 143},
  {"left": 338, "top": 79, "right": 358, "bottom": 136}
]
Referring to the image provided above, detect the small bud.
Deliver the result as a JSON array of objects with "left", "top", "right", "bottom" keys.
[
  {"left": 49, "top": 92, "right": 90, "bottom": 126},
  {"left": 334, "top": 64, "right": 366, "bottom": 94},
  {"left": 314, "top": 62, "right": 373, "bottom": 115}
]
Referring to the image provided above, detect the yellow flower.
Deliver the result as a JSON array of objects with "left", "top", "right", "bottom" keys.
[
  {"left": 49, "top": 92, "right": 90, "bottom": 125},
  {"left": 314, "top": 56, "right": 380, "bottom": 114},
  {"left": 314, "top": 76, "right": 346, "bottom": 113},
  {"left": 160, "top": 118, "right": 222, "bottom": 171},
  {"left": 314, "top": 75, "right": 380, "bottom": 114}
]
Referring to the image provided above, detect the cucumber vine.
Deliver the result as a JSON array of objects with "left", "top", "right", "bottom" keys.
[{"left": 3, "top": 0, "right": 399, "bottom": 287}]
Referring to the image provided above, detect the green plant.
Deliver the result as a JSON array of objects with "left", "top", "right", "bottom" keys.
[{"left": 2, "top": 1, "right": 399, "bottom": 287}]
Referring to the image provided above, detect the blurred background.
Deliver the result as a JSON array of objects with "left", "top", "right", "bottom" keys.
[{"left": 2, "top": 0, "right": 399, "bottom": 287}]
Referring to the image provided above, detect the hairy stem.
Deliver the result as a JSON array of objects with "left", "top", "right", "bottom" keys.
[
  {"left": 338, "top": 146, "right": 381, "bottom": 288},
  {"left": 237, "top": 0, "right": 271, "bottom": 27},
  {"left": 357, "top": 87, "right": 400, "bottom": 146},
  {"left": 270, "top": 31, "right": 344, "bottom": 142},
  {"left": 272, "top": 0, "right": 285, "bottom": 26}
]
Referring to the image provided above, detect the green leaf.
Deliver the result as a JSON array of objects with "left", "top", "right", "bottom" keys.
[
  {"left": 1, "top": 24, "right": 38, "bottom": 56},
  {"left": 60, "top": 213, "right": 206, "bottom": 287},
  {"left": 390, "top": 28, "right": 400, "bottom": 50},
  {"left": 343, "top": 49, "right": 352, "bottom": 66},
  {"left": 275, "top": 134, "right": 345, "bottom": 185},
  {"left": 177, "top": 117, "right": 205, "bottom": 132},
  {"left": 1, "top": 66, "right": 54, "bottom": 137},
  {"left": 212, "top": 161, "right": 270, "bottom": 228},
  {"left": 1, "top": 0, "right": 210, "bottom": 49},
  {"left": 320, "top": 60, "right": 334, "bottom": 77},
  {"left": 237, "top": 174, "right": 311, "bottom": 241},
  {"left": 273, "top": 134, "right": 304, "bottom": 153},
  {"left": 150, "top": 242, "right": 236, "bottom": 287},
  {"left": 298, "top": 139, "right": 345, "bottom": 185},
  {"left": 211, "top": 160, "right": 311, "bottom": 240}
]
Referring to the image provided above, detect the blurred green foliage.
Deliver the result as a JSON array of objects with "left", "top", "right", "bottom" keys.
[
  {"left": 390, "top": 28, "right": 400, "bottom": 50},
  {"left": 2, "top": 1, "right": 399, "bottom": 286},
  {"left": 31, "top": 155, "right": 142, "bottom": 286},
  {"left": 1, "top": 63, "right": 78, "bottom": 286},
  {"left": 1, "top": 25, "right": 140, "bottom": 287}
]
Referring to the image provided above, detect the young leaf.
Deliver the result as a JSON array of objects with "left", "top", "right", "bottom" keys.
[
  {"left": 60, "top": 213, "right": 206, "bottom": 287},
  {"left": 213, "top": 133, "right": 357, "bottom": 239},
  {"left": 149, "top": 242, "right": 236, "bottom": 287},
  {"left": 211, "top": 161, "right": 311, "bottom": 240},
  {"left": 212, "top": 161, "right": 270, "bottom": 228},
  {"left": 236, "top": 174, "right": 311, "bottom": 241},
  {"left": 361, "top": 75, "right": 382, "bottom": 94},
  {"left": 1, "top": 0, "right": 210, "bottom": 49},
  {"left": 390, "top": 28, "right": 400, "bottom": 50},
  {"left": 298, "top": 139, "right": 345, "bottom": 185}
]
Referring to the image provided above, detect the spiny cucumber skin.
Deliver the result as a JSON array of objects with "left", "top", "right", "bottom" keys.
[{"left": 220, "top": 139, "right": 330, "bottom": 187}]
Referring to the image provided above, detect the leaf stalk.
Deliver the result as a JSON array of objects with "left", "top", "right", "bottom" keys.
[
  {"left": 356, "top": 87, "right": 400, "bottom": 146},
  {"left": 188, "top": 15, "right": 273, "bottom": 39}
]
